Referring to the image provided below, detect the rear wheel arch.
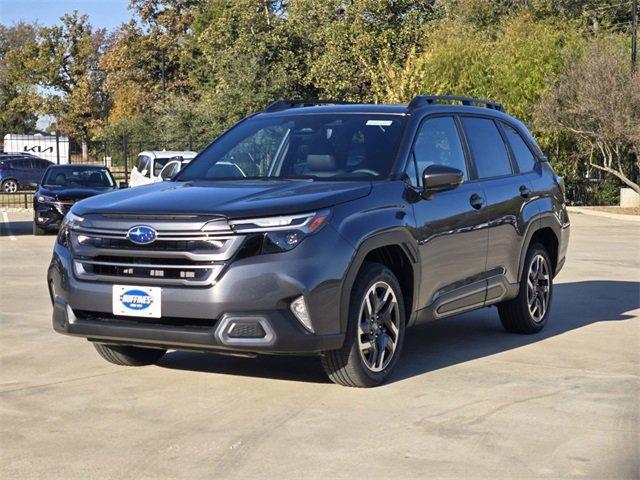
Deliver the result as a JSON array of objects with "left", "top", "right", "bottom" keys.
[
  {"left": 340, "top": 230, "right": 420, "bottom": 333},
  {"left": 519, "top": 219, "right": 560, "bottom": 280}
]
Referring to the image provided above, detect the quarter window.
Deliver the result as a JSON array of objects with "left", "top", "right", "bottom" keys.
[
  {"left": 412, "top": 116, "right": 467, "bottom": 185},
  {"left": 461, "top": 117, "right": 512, "bottom": 178},
  {"left": 502, "top": 123, "right": 536, "bottom": 172}
]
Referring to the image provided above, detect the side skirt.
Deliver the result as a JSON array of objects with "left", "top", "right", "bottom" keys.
[{"left": 413, "top": 274, "right": 518, "bottom": 324}]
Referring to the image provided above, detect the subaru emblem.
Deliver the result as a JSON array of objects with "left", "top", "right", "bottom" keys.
[{"left": 127, "top": 225, "right": 157, "bottom": 245}]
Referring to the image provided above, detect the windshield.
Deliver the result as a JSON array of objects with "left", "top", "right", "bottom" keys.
[
  {"left": 177, "top": 113, "right": 406, "bottom": 181},
  {"left": 43, "top": 167, "right": 115, "bottom": 188}
]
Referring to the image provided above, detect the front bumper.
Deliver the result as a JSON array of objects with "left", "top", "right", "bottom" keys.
[
  {"left": 34, "top": 203, "right": 69, "bottom": 229},
  {"left": 51, "top": 297, "right": 343, "bottom": 354},
  {"left": 48, "top": 225, "right": 352, "bottom": 354}
]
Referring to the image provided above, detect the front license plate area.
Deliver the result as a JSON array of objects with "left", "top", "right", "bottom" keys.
[{"left": 112, "top": 285, "right": 161, "bottom": 318}]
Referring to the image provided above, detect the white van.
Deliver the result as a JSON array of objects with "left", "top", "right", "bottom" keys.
[{"left": 129, "top": 150, "right": 197, "bottom": 187}]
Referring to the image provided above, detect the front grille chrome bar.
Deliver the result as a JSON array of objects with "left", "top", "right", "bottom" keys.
[{"left": 69, "top": 214, "right": 243, "bottom": 286}]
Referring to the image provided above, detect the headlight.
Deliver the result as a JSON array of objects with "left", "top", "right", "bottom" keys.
[
  {"left": 57, "top": 211, "right": 84, "bottom": 247},
  {"left": 37, "top": 194, "right": 56, "bottom": 203},
  {"left": 221, "top": 210, "right": 330, "bottom": 254}
]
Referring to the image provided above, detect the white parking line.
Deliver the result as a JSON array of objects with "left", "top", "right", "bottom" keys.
[{"left": 1, "top": 211, "right": 17, "bottom": 240}]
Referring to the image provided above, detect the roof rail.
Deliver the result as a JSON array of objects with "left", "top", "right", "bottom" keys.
[
  {"left": 408, "top": 95, "right": 504, "bottom": 112},
  {"left": 264, "top": 99, "right": 352, "bottom": 113}
]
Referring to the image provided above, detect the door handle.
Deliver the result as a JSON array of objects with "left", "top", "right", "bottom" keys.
[
  {"left": 519, "top": 185, "right": 531, "bottom": 198},
  {"left": 469, "top": 193, "right": 484, "bottom": 210}
]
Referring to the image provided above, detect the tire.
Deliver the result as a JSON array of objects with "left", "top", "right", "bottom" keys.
[
  {"left": 33, "top": 221, "right": 46, "bottom": 236},
  {"left": 321, "top": 262, "right": 406, "bottom": 387},
  {"left": 498, "top": 242, "right": 553, "bottom": 334},
  {"left": 1, "top": 179, "right": 19, "bottom": 193},
  {"left": 93, "top": 343, "right": 166, "bottom": 366}
]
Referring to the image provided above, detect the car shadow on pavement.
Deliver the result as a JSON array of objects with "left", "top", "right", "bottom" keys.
[
  {"left": 157, "top": 350, "right": 332, "bottom": 383},
  {"left": 156, "top": 280, "right": 639, "bottom": 385},
  {"left": 0, "top": 220, "right": 37, "bottom": 237}
]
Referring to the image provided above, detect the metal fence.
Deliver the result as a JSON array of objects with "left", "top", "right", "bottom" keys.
[
  {"left": 0, "top": 192, "right": 32, "bottom": 209},
  {"left": 2, "top": 132, "right": 207, "bottom": 177},
  {"left": 565, "top": 178, "right": 607, "bottom": 206},
  {"left": 0, "top": 133, "right": 209, "bottom": 208},
  {"left": 0, "top": 132, "right": 619, "bottom": 209}
]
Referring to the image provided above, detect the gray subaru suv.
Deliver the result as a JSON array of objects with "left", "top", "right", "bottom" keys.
[{"left": 48, "top": 96, "right": 570, "bottom": 387}]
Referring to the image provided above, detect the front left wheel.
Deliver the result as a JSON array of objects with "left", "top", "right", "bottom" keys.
[{"left": 321, "top": 262, "right": 406, "bottom": 387}]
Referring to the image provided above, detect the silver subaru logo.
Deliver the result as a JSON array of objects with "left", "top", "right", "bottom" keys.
[{"left": 127, "top": 225, "right": 157, "bottom": 245}]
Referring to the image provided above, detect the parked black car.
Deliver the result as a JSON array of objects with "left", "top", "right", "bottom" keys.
[
  {"left": 34, "top": 165, "right": 118, "bottom": 235},
  {"left": 48, "top": 96, "right": 570, "bottom": 387},
  {"left": 0, "top": 154, "right": 53, "bottom": 192}
]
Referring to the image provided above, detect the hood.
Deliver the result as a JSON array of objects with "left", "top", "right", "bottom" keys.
[
  {"left": 39, "top": 186, "right": 116, "bottom": 201},
  {"left": 72, "top": 180, "right": 371, "bottom": 218}
]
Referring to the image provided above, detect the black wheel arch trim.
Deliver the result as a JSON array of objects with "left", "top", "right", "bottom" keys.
[
  {"left": 339, "top": 229, "right": 421, "bottom": 333},
  {"left": 517, "top": 211, "right": 563, "bottom": 282},
  {"left": 1, "top": 177, "right": 19, "bottom": 186}
]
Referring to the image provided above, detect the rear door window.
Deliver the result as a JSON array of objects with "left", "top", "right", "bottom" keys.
[
  {"left": 19, "top": 159, "right": 34, "bottom": 169},
  {"left": 34, "top": 159, "right": 51, "bottom": 170},
  {"left": 502, "top": 123, "right": 536, "bottom": 173},
  {"left": 461, "top": 117, "right": 512, "bottom": 179}
]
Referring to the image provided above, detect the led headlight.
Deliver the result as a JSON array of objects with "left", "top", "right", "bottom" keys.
[
  {"left": 37, "top": 194, "right": 56, "bottom": 203},
  {"left": 57, "top": 211, "right": 84, "bottom": 247},
  {"left": 227, "top": 210, "right": 330, "bottom": 253}
]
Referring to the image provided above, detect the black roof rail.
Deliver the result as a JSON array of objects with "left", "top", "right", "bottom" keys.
[
  {"left": 264, "top": 99, "right": 352, "bottom": 113},
  {"left": 408, "top": 95, "right": 504, "bottom": 112}
]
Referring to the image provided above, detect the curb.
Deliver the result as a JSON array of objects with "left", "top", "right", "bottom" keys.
[{"left": 567, "top": 207, "right": 640, "bottom": 223}]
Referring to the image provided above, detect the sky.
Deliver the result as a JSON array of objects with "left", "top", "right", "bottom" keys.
[{"left": 0, "top": 0, "right": 132, "bottom": 31}]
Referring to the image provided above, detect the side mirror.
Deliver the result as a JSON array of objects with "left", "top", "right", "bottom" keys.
[
  {"left": 119, "top": 181, "right": 128, "bottom": 189},
  {"left": 159, "top": 160, "right": 180, "bottom": 181},
  {"left": 422, "top": 165, "right": 463, "bottom": 197}
]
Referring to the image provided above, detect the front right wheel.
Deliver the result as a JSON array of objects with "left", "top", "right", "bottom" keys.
[
  {"left": 321, "top": 262, "right": 406, "bottom": 387},
  {"left": 93, "top": 343, "right": 166, "bottom": 366},
  {"left": 498, "top": 242, "right": 553, "bottom": 334}
]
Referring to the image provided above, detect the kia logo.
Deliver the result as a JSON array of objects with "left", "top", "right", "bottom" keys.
[{"left": 126, "top": 225, "right": 157, "bottom": 245}]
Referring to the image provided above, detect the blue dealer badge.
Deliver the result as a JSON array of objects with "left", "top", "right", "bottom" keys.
[{"left": 119, "top": 289, "right": 154, "bottom": 310}]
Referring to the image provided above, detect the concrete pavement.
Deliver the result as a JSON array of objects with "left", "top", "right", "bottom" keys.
[{"left": 0, "top": 211, "right": 638, "bottom": 479}]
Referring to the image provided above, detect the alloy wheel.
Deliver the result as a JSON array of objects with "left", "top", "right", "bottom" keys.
[
  {"left": 357, "top": 281, "right": 401, "bottom": 372},
  {"left": 527, "top": 254, "right": 550, "bottom": 322},
  {"left": 2, "top": 180, "right": 17, "bottom": 193}
]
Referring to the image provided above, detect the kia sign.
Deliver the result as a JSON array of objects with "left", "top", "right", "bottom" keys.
[{"left": 3, "top": 133, "right": 69, "bottom": 164}]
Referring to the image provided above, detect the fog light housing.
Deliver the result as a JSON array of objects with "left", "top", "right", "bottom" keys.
[{"left": 290, "top": 295, "right": 313, "bottom": 333}]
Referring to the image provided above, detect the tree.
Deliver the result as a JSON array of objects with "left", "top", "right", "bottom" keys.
[
  {"left": 369, "top": 12, "right": 581, "bottom": 124},
  {"left": 536, "top": 38, "right": 640, "bottom": 194},
  {"left": 22, "top": 12, "right": 107, "bottom": 159},
  {"left": 184, "top": 0, "right": 311, "bottom": 132},
  {"left": 289, "top": 0, "right": 436, "bottom": 102},
  {"left": 0, "top": 22, "right": 38, "bottom": 135}
]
